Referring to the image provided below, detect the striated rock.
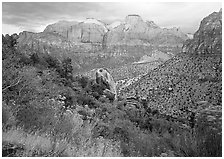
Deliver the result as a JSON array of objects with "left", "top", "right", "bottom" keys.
[
  {"left": 73, "top": 18, "right": 107, "bottom": 43},
  {"left": 106, "top": 15, "right": 188, "bottom": 46},
  {"left": 17, "top": 15, "right": 189, "bottom": 55},
  {"left": 44, "top": 19, "right": 107, "bottom": 44},
  {"left": 17, "top": 31, "right": 35, "bottom": 44},
  {"left": 96, "top": 68, "right": 117, "bottom": 100},
  {"left": 44, "top": 20, "right": 78, "bottom": 37},
  {"left": 16, "top": 14, "right": 189, "bottom": 73},
  {"left": 183, "top": 9, "right": 222, "bottom": 54}
]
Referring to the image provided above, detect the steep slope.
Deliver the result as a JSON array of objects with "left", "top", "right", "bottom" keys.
[
  {"left": 120, "top": 10, "right": 222, "bottom": 117},
  {"left": 183, "top": 9, "right": 222, "bottom": 54}
]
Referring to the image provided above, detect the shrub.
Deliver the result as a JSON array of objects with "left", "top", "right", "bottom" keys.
[{"left": 2, "top": 102, "right": 18, "bottom": 130}]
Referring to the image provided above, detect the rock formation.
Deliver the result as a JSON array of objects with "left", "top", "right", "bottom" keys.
[
  {"left": 106, "top": 14, "right": 188, "bottom": 46},
  {"left": 44, "top": 20, "right": 78, "bottom": 37},
  {"left": 16, "top": 14, "right": 189, "bottom": 72},
  {"left": 96, "top": 68, "right": 117, "bottom": 100},
  {"left": 182, "top": 9, "right": 222, "bottom": 54},
  {"left": 17, "top": 14, "right": 188, "bottom": 54},
  {"left": 66, "top": 18, "right": 108, "bottom": 44},
  {"left": 120, "top": 9, "right": 222, "bottom": 123}
]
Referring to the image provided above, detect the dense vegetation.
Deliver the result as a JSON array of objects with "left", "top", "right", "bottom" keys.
[{"left": 2, "top": 34, "right": 221, "bottom": 157}]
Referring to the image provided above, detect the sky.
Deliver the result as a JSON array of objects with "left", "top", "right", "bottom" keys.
[{"left": 2, "top": 2, "right": 222, "bottom": 35}]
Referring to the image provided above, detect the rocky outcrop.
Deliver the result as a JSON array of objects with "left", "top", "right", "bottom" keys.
[
  {"left": 16, "top": 14, "right": 189, "bottom": 72},
  {"left": 44, "top": 19, "right": 107, "bottom": 44},
  {"left": 18, "top": 15, "right": 188, "bottom": 54},
  {"left": 106, "top": 14, "right": 188, "bottom": 46},
  {"left": 44, "top": 20, "right": 78, "bottom": 37},
  {"left": 120, "top": 11, "right": 222, "bottom": 145},
  {"left": 182, "top": 9, "right": 222, "bottom": 54},
  {"left": 96, "top": 68, "right": 117, "bottom": 100},
  {"left": 67, "top": 18, "right": 107, "bottom": 44}
]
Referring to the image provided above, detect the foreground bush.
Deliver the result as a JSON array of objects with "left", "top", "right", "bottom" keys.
[{"left": 194, "top": 105, "right": 222, "bottom": 157}]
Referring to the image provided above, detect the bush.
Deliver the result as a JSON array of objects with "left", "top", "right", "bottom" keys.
[{"left": 2, "top": 102, "right": 18, "bottom": 130}]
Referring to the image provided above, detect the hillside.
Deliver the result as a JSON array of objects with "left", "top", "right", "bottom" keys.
[{"left": 120, "top": 9, "right": 222, "bottom": 115}]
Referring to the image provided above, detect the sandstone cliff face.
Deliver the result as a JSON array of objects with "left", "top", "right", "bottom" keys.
[
  {"left": 182, "top": 9, "right": 222, "bottom": 54},
  {"left": 18, "top": 15, "right": 188, "bottom": 54},
  {"left": 67, "top": 18, "right": 108, "bottom": 44},
  {"left": 17, "top": 15, "right": 189, "bottom": 72},
  {"left": 44, "top": 20, "right": 78, "bottom": 38},
  {"left": 106, "top": 15, "right": 188, "bottom": 46},
  {"left": 18, "top": 18, "right": 108, "bottom": 55}
]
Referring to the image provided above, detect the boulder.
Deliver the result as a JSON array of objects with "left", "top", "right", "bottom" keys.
[{"left": 96, "top": 68, "right": 117, "bottom": 100}]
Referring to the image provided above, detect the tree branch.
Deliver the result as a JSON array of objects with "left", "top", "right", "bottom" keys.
[{"left": 2, "top": 77, "right": 22, "bottom": 91}]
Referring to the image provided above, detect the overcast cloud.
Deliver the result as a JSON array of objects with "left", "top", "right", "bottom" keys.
[{"left": 2, "top": 2, "right": 222, "bottom": 35}]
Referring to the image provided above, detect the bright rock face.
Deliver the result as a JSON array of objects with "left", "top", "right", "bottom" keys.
[
  {"left": 66, "top": 18, "right": 108, "bottom": 44},
  {"left": 106, "top": 14, "right": 188, "bottom": 46},
  {"left": 96, "top": 68, "right": 117, "bottom": 100},
  {"left": 16, "top": 14, "right": 189, "bottom": 72},
  {"left": 17, "top": 14, "right": 189, "bottom": 55},
  {"left": 44, "top": 20, "right": 78, "bottom": 37}
]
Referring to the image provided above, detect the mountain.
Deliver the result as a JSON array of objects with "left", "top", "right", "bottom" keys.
[
  {"left": 120, "top": 10, "right": 222, "bottom": 118},
  {"left": 106, "top": 15, "right": 188, "bottom": 46},
  {"left": 17, "top": 15, "right": 188, "bottom": 53},
  {"left": 44, "top": 20, "right": 79, "bottom": 36},
  {"left": 16, "top": 15, "right": 189, "bottom": 73},
  {"left": 182, "top": 9, "right": 222, "bottom": 54}
]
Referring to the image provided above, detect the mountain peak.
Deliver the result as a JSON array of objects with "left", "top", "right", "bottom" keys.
[
  {"left": 83, "top": 18, "right": 108, "bottom": 31},
  {"left": 84, "top": 18, "right": 105, "bottom": 25},
  {"left": 125, "top": 14, "right": 144, "bottom": 25}
]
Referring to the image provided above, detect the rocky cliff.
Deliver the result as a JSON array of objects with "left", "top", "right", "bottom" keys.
[
  {"left": 18, "top": 15, "right": 188, "bottom": 53},
  {"left": 106, "top": 15, "right": 188, "bottom": 46},
  {"left": 182, "top": 9, "right": 222, "bottom": 54},
  {"left": 120, "top": 9, "right": 222, "bottom": 126},
  {"left": 44, "top": 20, "right": 78, "bottom": 37},
  {"left": 16, "top": 15, "right": 189, "bottom": 72}
]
